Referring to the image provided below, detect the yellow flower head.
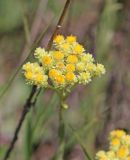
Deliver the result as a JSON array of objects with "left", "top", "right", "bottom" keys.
[
  {"left": 78, "top": 72, "right": 91, "bottom": 84},
  {"left": 123, "top": 135, "right": 130, "bottom": 145},
  {"left": 55, "top": 74, "right": 65, "bottom": 85},
  {"left": 111, "top": 138, "right": 120, "bottom": 147},
  {"left": 107, "top": 151, "right": 115, "bottom": 159},
  {"left": 34, "top": 74, "right": 48, "bottom": 86},
  {"left": 66, "top": 64, "right": 75, "bottom": 72},
  {"left": 96, "top": 151, "right": 107, "bottom": 160},
  {"left": 65, "top": 72, "right": 76, "bottom": 82},
  {"left": 76, "top": 62, "right": 85, "bottom": 72},
  {"left": 86, "top": 63, "right": 96, "bottom": 74},
  {"left": 81, "top": 53, "right": 94, "bottom": 63},
  {"left": 49, "top": 69, "right": 59, "bottom": 79},
  {"left": 24, "top": 71, "right": 33, "bottom": 80},
  {"left": 53, "top": 51, "right": 64, "bottom": 61},
  {"left": 53, "top": 35, "right": 64, "bottom": 44},
  {"left": 42, "top": 55, "right": 52, "bottom": 67},
  {"left": 67, "top": 55, "right": 78, "bottom": 64},
  {"left": 110, "top": 130, "right": 126, "bottom": 139},
  {"left": 66, "top": 35, "right": 76, "bottom": 43},
  {"left": 23, "top": 62, "right": 35, "bottom": 72},
  {"left": 95, "top": 64, "right": 106, "bottom": 77},
  {"left": 23, "top": 62, "right": 48, "bottom": 87},
  {"left": 56, "top": 62, "right": 65, "bottom": 70},
  {"left": 34, "top": 47, "right": 46, "bottom": 60},
  {"left": 117, "top": 146, "right": 129, "bottom": 159},
  {"left": 73, "top": 43, "right": 85, "bottom": 54},
  {"left": 62, "top": 42, "right": 70, "bottom": 50}
]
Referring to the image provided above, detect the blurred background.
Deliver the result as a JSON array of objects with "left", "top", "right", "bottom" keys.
[{"left": 0, "top": 0, "right": 130, "bottom": 159}]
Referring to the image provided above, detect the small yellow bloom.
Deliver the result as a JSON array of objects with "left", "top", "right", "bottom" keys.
[
  {"left": 111, "top": 138, "right": 120, "bottom": 146},
  {"left": 34, "top": 47, "right": 46, "bottom": 60},
  {"left": 110, "top": 130, "right": 126, "bottom": 139},
  {"left": 54, "top": 35, "right": 64, "bottom": 44},
  {"left": 53, "top": 51, "right": 64, "bottom": 61},
  {"left": 95, "top": 64, "right": 106, "bottom": 77},
  {"left": 55, "top": 74, "right": 65, "bottom": 85},
  {"left": 65, "top": 72, "right": 76, "bottom": 82},
  {"left": 49, "top": 69, "right": 59, "bottom": 79},
  {"left": 56, "top": 62, "right": 65, "bottom": 69},
  {"left": 62, "top": 43, "right": 70, "bottom": 50},
  {"left": 67, "top": 55, "right": 78, "bottom": 64},
  {"left": 78, "top": 72, "right": 91, "bottom": 84},
  {"left": 96, "top": 151, "right": 107, "bottom": 160},
  {"left": 86, "top": 63, "right": 96, "bottom": 74},
  {"left": 23, "top": 62, "right": 33, "bottom": 71},
  {"left": 73, "top": 44, "right": 84, "bottom": 54},
  {"left": 117, "top": 146, "right": 129, "bottom": 159},
  {"left": 81, "top": 53, "right": 94, "bottom": 63},
  {"left": 24, "top": 71, "right": 33, "bottom": 80},
  {"left": 35, "top": 74, "right": 44, "bottom": 83},
  {"left": 66, "top": 35, "right": 76, "bottom": 43},
  {"left": 123, "top": 135, "right": 130, "bottom": 145},
  {"left": 76, "top": 62, "right": 85, "bottom": 72},
  {"left": 42, "top": 55, "right": 52, "bottom": 66},
  {"left": 107, "top": 151, "right": 115, "bottom": 158},
  {"left": 66, "top": 64, "right": 75, "bottom": 72}
]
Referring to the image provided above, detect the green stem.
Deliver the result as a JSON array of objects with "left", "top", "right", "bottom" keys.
[
  {"left": 58, "top": 100, "right": 65, "bottom": 160},
  {"left": 52, "top": 95, "right": 66, "bottom": 160}
]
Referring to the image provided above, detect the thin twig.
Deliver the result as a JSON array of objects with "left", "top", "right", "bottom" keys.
[
  {"left": 3, "top": 0, "right": 72, "bottom": 159},
  {"left": 3, "top": 85, "right": 37, "bottom": 160},
  {"left": 47, "top": 0, "right": 72, "bottom": 50}
]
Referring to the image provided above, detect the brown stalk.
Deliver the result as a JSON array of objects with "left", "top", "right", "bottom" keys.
[{"left": 3, "top": 0, "right": 72, "bottom": 160}]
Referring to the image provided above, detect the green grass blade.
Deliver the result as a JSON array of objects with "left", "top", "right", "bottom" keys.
[{"left": 66, "top": 124, "right": 93, "bottom": 160}]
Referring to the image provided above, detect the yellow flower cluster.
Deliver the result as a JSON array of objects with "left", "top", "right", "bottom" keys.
[
  {"left": 96, "top": 130, "right": 130, "bottom": 160},
  {"left": 23, "top": 62, "right": 48, "bottom": 87},
  {"left": 23, "top": 35, "right": 105, "bottom": 89}
]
